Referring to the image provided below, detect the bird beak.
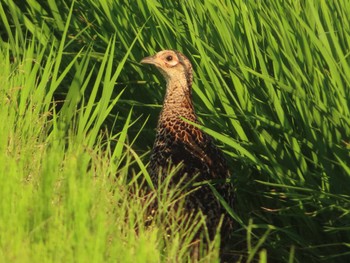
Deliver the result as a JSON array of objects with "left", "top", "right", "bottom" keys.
[{"left": 140, "top": 55, "right": 156, "bottom": 65}]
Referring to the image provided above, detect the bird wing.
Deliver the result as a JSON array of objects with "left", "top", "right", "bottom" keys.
[{"left": 179, "top": 125, "right": 229, "bottom": 179}]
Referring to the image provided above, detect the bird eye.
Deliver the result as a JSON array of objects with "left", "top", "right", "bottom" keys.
[{"left": 166, "top": 55, "right": 173, "bottom": 61}]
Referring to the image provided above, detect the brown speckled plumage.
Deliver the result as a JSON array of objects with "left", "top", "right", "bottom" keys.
[{"left": 141, "top": 50, "right": 233, "bottom": 239}]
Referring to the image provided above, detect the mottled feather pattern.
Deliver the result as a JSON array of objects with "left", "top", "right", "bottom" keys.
[{"left": 141, "top": 50, "right": 233, "bottom": 238}]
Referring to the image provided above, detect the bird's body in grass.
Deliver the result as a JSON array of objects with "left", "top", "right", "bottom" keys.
[{"left": 140, "top": 50, "right": 233, "bottom": 240}]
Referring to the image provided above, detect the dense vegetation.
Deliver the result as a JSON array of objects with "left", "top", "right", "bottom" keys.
[{"left": 1, "top": 0, "right": 349, "bottom": 262}]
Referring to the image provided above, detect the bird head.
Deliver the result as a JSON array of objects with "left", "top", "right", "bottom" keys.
[{"left": 141, "top": 50, "right": 192, "bottom": 87}]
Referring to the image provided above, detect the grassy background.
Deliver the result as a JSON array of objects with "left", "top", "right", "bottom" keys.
[{"left": 1, "top": 0, "right": 350, "bottom": 262}]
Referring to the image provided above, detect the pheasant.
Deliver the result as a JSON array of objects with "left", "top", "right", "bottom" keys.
[{"left": 140, "top": 50, "right": 233, "bottom": 240}]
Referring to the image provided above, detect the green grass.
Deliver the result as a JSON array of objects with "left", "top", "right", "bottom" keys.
[{"left": 1, "top": 0, "right": 350, "bottom": 262}]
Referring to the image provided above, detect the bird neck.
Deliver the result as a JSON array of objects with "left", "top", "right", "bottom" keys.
[
  {"left": 160, "top": 77, "right": 197, "bottom": 121},
  {"left": 163, "top": 78, "right": 193, "bottom": 108}
]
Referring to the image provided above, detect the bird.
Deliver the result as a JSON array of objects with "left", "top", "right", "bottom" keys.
[{"left": 140, "top": 50, "right": 233, "bottom": 241}]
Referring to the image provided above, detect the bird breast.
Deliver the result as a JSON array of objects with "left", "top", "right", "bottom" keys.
[{"left": 157, "top": 113, "right": 204, "bottom": 145}]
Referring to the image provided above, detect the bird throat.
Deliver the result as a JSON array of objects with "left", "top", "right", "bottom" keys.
[{"left": 161, "top": 78, "right": 196, "bottom": 122}]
